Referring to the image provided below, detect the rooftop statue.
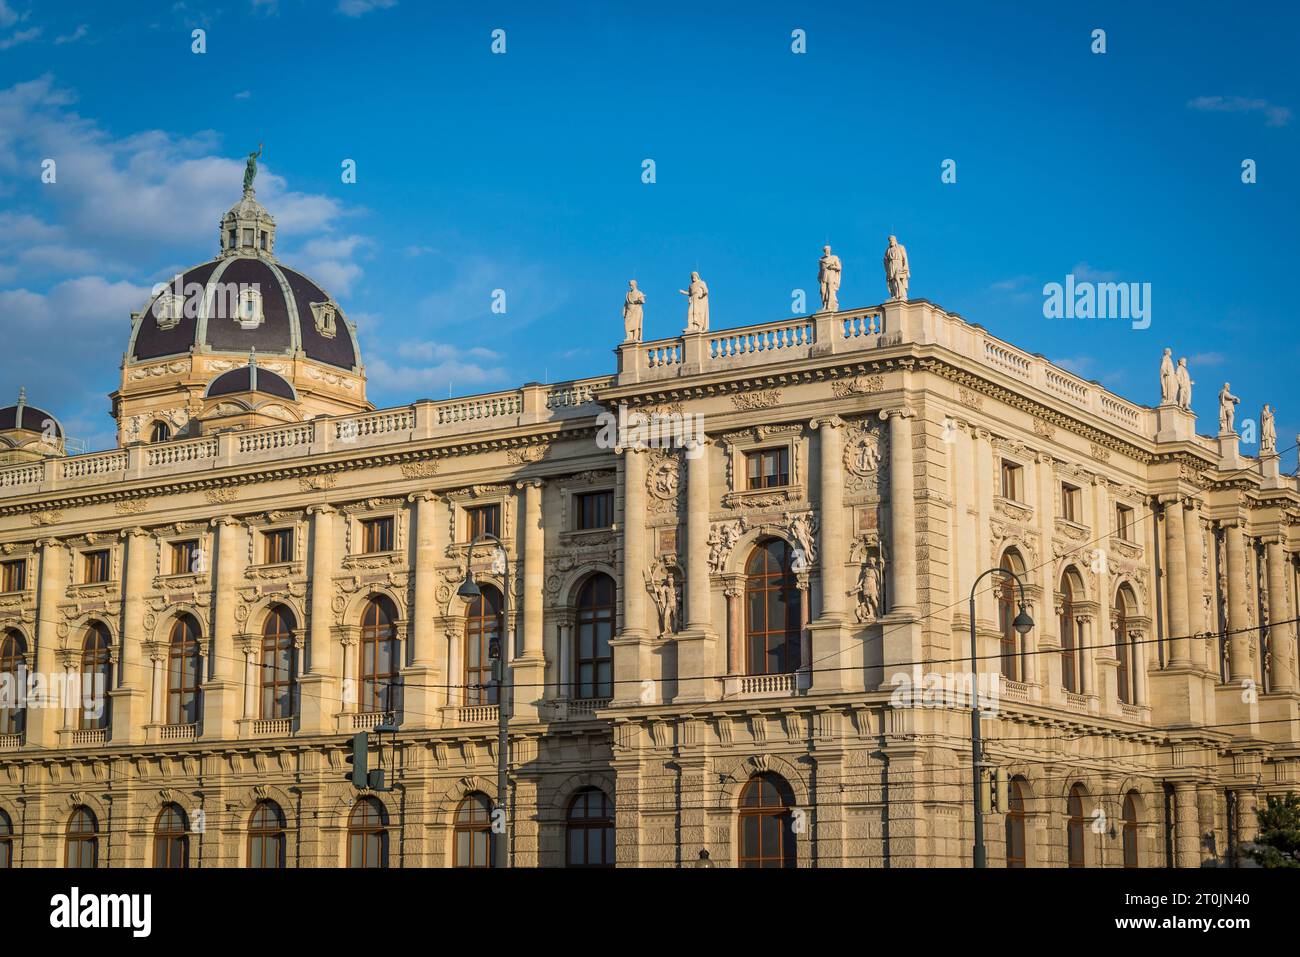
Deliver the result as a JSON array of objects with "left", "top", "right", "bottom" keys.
[
  {"left": 1218, "top": 382, "right": 1240, "bottom": 435},
  {"left": 1175, "top": 357, "right": 1193, "bottom": 410},
  {"left": 243, "top": 143, "right": 263, "bottom": 193},
  {"left": 623, "top": 279, "right": 645, "bottom": 342},
  {"left": 1261, "top": 404, "right": 1277, "bottom": 455},
  {"left": 679, "top": 271, "right": 709, "bottom": 332},
  {"left": 1159, "top": 348, "right": 1176, "bottom": 405},
  {"left": 884, "top": 235, "right": 909, "bottom": 301},
  {"left": 819, "top": 244, "right": 842, "bottom": 312}
]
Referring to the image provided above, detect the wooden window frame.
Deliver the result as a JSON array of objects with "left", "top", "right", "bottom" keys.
[
  {"left": 744, "top": 539, "right": 801, "bottom": 676},
  {"left": 565, "top": 788, "right": 615, "bottom": 868},
  {"left": 745, "top": 447, "right": 790, "bottom": 491},
  {"left": 347, "top": 797, "right": 389, "bottom": 869},
  {"left": 0, "top": 559, "right": 26, "bottom": 593},
  {"left": 248, "top": 800, "right": 286, "bottom": 869},
  {"left": 153, "top": 804, "right": 190, "bottom": 869},
  {"left": 167, "top": 616, "right": 202, "bottom": 726},
  {"left": 359, "top": 516, "right": 396, "bottom": 554},
  {"left": 82, "top": 549, "right": 111, "bottom": 585},
  {"left": 999, "top": 459, "right": 1023, "bottom": 503},
  {"left": 464, "top": 504, "right": 502, "bottom": 543},
  {"left": 359, "top": 597, "right": 399, "bottom": 714},
  {"left": 574, "top": 490, "right": 615, "bottom": 531},
  {"left": 738, "top": 774, "right": 796, "bottom": 868},
  {"left": 65, "top": 807, "right": 98, "bottom": 868},
  {"left": 262, "top": 528, "right": 294, "bottom": 566},
  {"left": 261, "top": 606, "right": 298, "bottom": 720},
  {"left": 453, "top": 793, "right": 494, "bottom": 868},
  {"left": 574, "top": 575, "right": 615, "bottom": 700},
  {"left": 463, "top": 587, "right": 502, "bottom": 707}
]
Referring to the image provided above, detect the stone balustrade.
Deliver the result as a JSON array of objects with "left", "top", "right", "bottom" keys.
[{"left": 0, "top": 375, "right": 611, "bottom": 500}]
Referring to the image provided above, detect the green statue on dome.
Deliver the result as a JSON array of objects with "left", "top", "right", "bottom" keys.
[{"left": 243, "top": 143, "right": 263, "bottom": 193}]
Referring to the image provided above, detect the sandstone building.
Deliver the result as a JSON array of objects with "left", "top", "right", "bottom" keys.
[{"left": 0, "top": 186, "right": 1297, "bottom": 868}]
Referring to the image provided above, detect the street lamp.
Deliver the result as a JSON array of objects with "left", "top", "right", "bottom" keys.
[
  {"left": 458, "top": 533, "right": 511, "bottom": 869},
  {"left": 968, "top": 567, "right": 1033, "bottom": 868}
]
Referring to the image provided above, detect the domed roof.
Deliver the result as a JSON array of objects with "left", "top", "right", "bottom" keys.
[
  {"left": 0, "top": 388, "right": 62, "bottom": 437},
  {"left": 205, "top": 354, "right": 297, "bottom": 400},
  {"left": 126, "top": 188, "right": 361, "bottom": 373}
]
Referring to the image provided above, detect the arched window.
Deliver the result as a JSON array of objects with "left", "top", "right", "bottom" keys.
[
  {"left": 154, "top": 803, "right": 189, "bottom": 868},
  {"left": 150, "top": 421, "right": 171, "bottom": 443},
  {"left": 453, "top": 793, "right": 494, "bottom": 868},
  {"left": 261, "top": 606, "right": 297, "bottom": 719},
  {"left": 80, "top": 622, "right": 112, "bottom": 731},
  {"left": 1005, "top": 777, "right": 1027, "bottom": 868},
  {"left": 464, "top": 587, "right": 502, "bottom": 707},
  {"left": 248, "top": 800, "right": 286, "bottom": 868},
  {"left": 1059, "top": 572, "right": 1083, "bottom": 694},
  {"left": 998, "top": 549, "right": 1026, "bottom": 681},
  {"left": 65, "top": 807, "right": 98, "bottom": 868},
  {"left": 745, "top": 539, "right": 800, "bottom": 676},
  {"left": 1114, "top": 586, "right": 1138, "bottom": 706},
  {"left": 1122, "top": 791, "right": 1139, "bottom": 868},
  {"left": 359, "top": 596, "right": 399, "bottom": 713},
  {"left": 0, "top": 808, "right": 12, "bottom": 868},
  {"left": 575, "top": 575, "right": 615, "bottom": 700},
  {"left": 566, "top": 788, "right": 614, "bottom": 867},
  {"left": 738, "top": 773, "right": 796, "bottom": 868},
  {"left": 1067, "top": 784, "right": 1087, "bottom": 868},
  {"left": 347, "top": 797, "right": 388, "bottom": 868},
  {"left": 168, "top": 615, "right": 202, "bottom": 725},
  {"left": 0, "top": 630, "right": 26, "bottom": 736}
]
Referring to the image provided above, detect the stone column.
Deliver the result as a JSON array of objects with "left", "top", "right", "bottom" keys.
[
  {"left": 1265, "top": 538, "right": 1296, "bottom": 692},
  {"left": 300, "top": 505, "right": 336, "bottom": 735},
  {"left": 512, "top": 479, "right": 546, "bottom": 720},
  {"left": 1237, "top": 789, "right": 1259, "bottom": 844},
  {"left": 1162, "top": 497, "right": 1191, "bottom": 667},
  {"left": 240, "top": 637, "right": 258, "bottom": 720},
  {"left": 883, "top": 408, "right": 917, "bottom": 614},
  {"left": 685, "top": 441, "right": 710, "bottom": 629},
  {"left": 403, "top": 494, "right": 441, "bottom": 728},
  {"left": 612, "top": 446, "right": 653, "bottom": 706},
  {"left": 1224, "top": 521, "right": 1251, "bottom": 680},
  {"left": 1174, "top": 782, "right": 1200, "bottom": 867},
  {"left": 57, "top": 649, "right": 77, "bottom": 732},
  {"left": 203, "top": 516, "right": 242, "bottom": 738},
  {"left": 723, "top": 577, "right": 744, "bottom": 675},
  {"left": 149, "top": 644, "right": 167, "bottom": 727},
  {"left": 678, "top": 439, "right": 717, "bottom": 702},
  {"left": 113, "top": 528, "right": 151, "bottom": 743},
  {"left": 28, "top": 539, "right": 65, "bottom": 748},
  {"left": 1183, "top": 501, "right": 1207, "bottom": 670},
  {"left": 813, "top": 416, "right": 846, "bottom": 619}
]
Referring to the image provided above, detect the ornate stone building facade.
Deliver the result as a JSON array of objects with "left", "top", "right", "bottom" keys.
[{"left": 0, "top": 189, "right": 1297, "bottom": 868}]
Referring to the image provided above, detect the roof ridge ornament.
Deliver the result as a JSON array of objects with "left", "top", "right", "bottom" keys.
[{"left": 243, "top": 142, "right": 263, "bottom": 195}]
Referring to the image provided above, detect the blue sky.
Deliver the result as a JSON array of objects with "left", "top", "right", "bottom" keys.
[{"left": 0, "top": 0, "right": 1296, "bottom": 459}]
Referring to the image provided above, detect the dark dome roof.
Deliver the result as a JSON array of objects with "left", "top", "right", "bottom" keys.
[
  {"left": 205, "top": 361, "right": 297, "bottom": 400},
  {"left": 129, "top": 255, "right": 360, "bottom": 371},
  {"left": 0, "top": 390, "right": 62, "bottom": 437}
]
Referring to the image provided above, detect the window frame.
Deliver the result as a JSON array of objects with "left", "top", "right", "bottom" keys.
[
  {"left": 260, "top": 606, "right": 298, "bottom": 720},
  {"left": 463, "top": 586, "right": 502, "bottom": 707},
  {"left": 565, "top": 788, "right": 615, "bottom": 868},
  {"left": 999, "top": 459, "right": 1024, "bottom": 503},
  {"left": 65, "top": 807, "right": 98, "bottom": 868},
  {"left": 738, "top": 773, "right": 796, "bottom": 868},
  {"left": 1067, "top": 785, "right": 1087, "bottom": 868},
  {"left": 359, "top": 516, "right": 396, "bottom": 554},
  {"left": 261, "top": 527, "right": 295, "bottom": 566},
  {"left": 359, "top": 596, "right": 399, "bottom": 714},
  {"left": 1115, "top": 503, "right": 1134, "bottom": 543},
  {"left": 745, "top": 446, "right": 791, "bottom": 491},
  {"left": 0, "top": 630, "right": 26, "bottom": 737},
  {"left": 347, "top": 797, "right": 389, "bottom": 869},
  {"left": 744, "top": 539, "right": 801, "bottom": 676},
  {"left": 170, "top": 539, "right": 200, "bottom": 577},
  {"left": 167, "top": 615, "right": 203, "bottom": 726},
  {"left": 574, "top": 575, "right": 615, "bottom": 700},
  {"left": 453, "top": 793, "right": 494, "bottom": 868},
  {"left": 79, "top": 622, "right": 112, "bottom": 732},
  {"left": 0, "top": 558, "right": 26, "bottom": 594},
  {"left": 82, "top": 549, "right": 112, "bottom": 585},
  {"left": 153, "top": 803, "right": 190, "bottom": 869},
  {"left": 574, "top": 490, "right": 615, "bottom": 531},
  {"left": 248, "top": 800, "right": 286, "bottom": 869},
  {"left": 464, "top": 503, "right": 502, "bottom": 543},
  {"left": 1060, "top": 482, "right": 1081, "bottom": 524},
  {"left": 0, "top": 808, "right": 11, "bottom": 869}
]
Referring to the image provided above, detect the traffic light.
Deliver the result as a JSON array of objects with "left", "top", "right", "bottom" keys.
[
  {"left": 980, "top": 767, "right": 1009, "bottom": 812},
  {"left": 994, "top": 768, "right": 1009, "bottom": 813},
  {"left": 347, "top": 732, "right": 369, "bottom": 789}
]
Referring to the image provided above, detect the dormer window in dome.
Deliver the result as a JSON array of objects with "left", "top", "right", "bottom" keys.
[
  {"left": 153, "top": 290, "right": 185, "bottom": 331},
  {"left": 237, "top": 286, "right": 264, "bottom": 329},
  {"left": 310, "top": 300, "right": 339, "bottom": 339}
]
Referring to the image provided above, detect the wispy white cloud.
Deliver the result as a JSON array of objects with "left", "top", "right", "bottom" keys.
[
  {"left": 234, "top": 89, "right": 251, "bottom": 100},
  {"left": 0, "top": 2, "right": 19, "bottom": 29},
  {"left": 1187, "top": 95, "right": 1291, "bottom": 128},
  {"left": 338, "top": 0, "right": 397, "bottom": 17},
  {"left": 0, "top": 26, "right": 40, "bottom": 49},
  {"left": 54, "top": 24, "right": 88, "bottom": 44},
  {"left": 1070, "top": 262, "right": 1119, "bottom": 283}
]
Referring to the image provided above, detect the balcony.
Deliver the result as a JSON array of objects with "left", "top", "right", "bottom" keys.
[
  {"left": 68, "top": 728, "right": 107, "bottom": 746},
  {"left": 725, "top": 672, "right": 799, "bottom": 699},
  {"left": 251, "top": 717, "right": 293, "bottom": 737},
  {"left": 0, "top": 732, "right": 21, "bottom": 751},
  {"left": 347, "top": 711, "right": 393, "bottom": 732}
]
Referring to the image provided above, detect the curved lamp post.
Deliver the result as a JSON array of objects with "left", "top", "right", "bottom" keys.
[
  {"left": 968, "top": 567, "right": 1034, "bottom": 868},
  {"left": 458, "top": 533, "right": 511, "bottom": 869}
]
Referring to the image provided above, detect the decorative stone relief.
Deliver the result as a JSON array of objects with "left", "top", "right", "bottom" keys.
[
  {"left": 785, "top": 510, "right": 818, "bottom": 568},
  {"left": 842, "top": 419, "right": 884, "bottom": 494},
  {"left": 645, "top": 449, "right": 680, "bottom": 514},
  {"left": 831, "top": 374, "right": 883, "bottom": 397},
  {"left": 643, "top": 558, "right": 681, "bottom": 637},
  {"left": 848, "top": 535, "right": 884, "bottom": 624},
  {"left": 400, "top": 460, "right": 439, "bottom": 479},
  {"left": 706, "top": 518, "right": 748, "bottom": 573},
  {"left": 731, "top": 389, "right": 782, "bottom": 411}
]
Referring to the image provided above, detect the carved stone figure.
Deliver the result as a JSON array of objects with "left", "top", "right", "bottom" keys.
[
  {"left": 1175, "top": 358, "right": 1193, "bottom": 410},
  {"left": 1218, "top": 383, "right": 1240, "bottom": 435},
  {"left": 707, "top": 519, "right": 747, "bottom": 573},
  {"left": 784, "top": 511, "right": 818, "bottom": 566},
  {"left": 883, "top": 235, "right": 909, "bottom": 301},
  {"left": 644, "top": 561, "right": 680, "bottom": 637},
  {"left": 243, "top": 143, "right": 263, "bottom": 193},
  {"left": 679, "top": 272, "right": 709, "bottom": 332},
  {"left": 1159, "top": 348, "right": 1176, "bottom": 405},
  {"left": 1261, "top": 403, "right": 1277, "bottom": 454},
  {"left": 622, "top": 279, "right": 645, "bottom": 342},
  {"left": 818, "top": 245, "right": 842, "bottom": 312},
  {"left": 852, "top": 556, "right": 882, "bottom": 623}
]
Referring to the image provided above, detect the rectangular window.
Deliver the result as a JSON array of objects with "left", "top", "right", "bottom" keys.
[
  {"left": 1115, "top": 504, "right": 1134, "bottom": 542},
  {"left": 361, "top": 517, "right": 395, "bottom": 553},
  {"left": 0, "top": 559, "right": 25, "bottom": 593},
  {"left": 83, "top": 550, "right": 111, "bottom": 584},
  {"left": 575, "top": 490, "right": 614, "bottom": 530},
  {"left": 1060, "top": 483, "right": 1081, "bottom": 523},
  {"left": 465, "top": 504, "right": 501, "bottom": 542},
  {"left": 263, "top": 529, "right": 294, "bottom": 565},
  {"left": 170, "top": 540, "right": 199, "bottom": 576},
  {"left": 745, "top": 447, "right": 790, "bottom": 490},
  {"left": 1000, "top": 460, "right": 1023, "bottom": 502}
]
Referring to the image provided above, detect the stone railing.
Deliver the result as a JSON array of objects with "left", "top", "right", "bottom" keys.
[
  {"left": 457, "top": 705, "right": 499, "bottom": 725},
  {"left": 567, "top": 697, "right": 611, "bottom": 717},
  {"left": 69, "top": 728, "right": 107, "bottom": 746},
  {"left": 251, "top": 717, "right": 293, "bottom": 737},
  {"left": 999, "top": 676, "right": 1032, "bottom": 704},
  {"left": 350, "top": 711, "right": 392, "bottom": 732},
  {"left": 738, "top": 673, "right": 797, "bottom": 696},
  {"left": 0, "top": 374, "right": 614, "bottom": 500},
  {"left": 158, "top": 723, "right": 197, "bottom": 742},
  {"left": 0, "top": 732, "right": 20, "bottom": 751}
]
